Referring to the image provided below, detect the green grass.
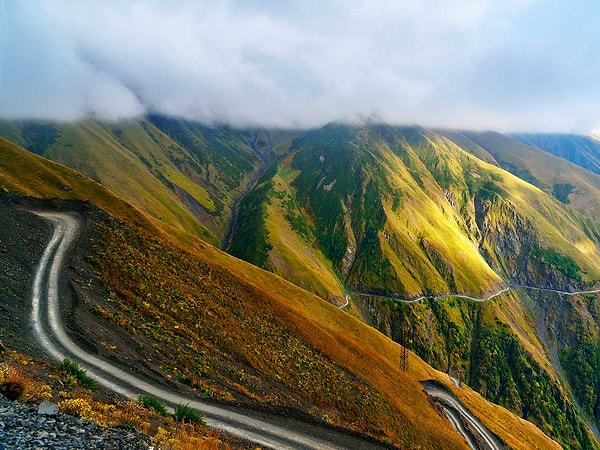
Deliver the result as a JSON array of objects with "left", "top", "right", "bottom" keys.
[
  {"left": 174, "top": 403, "right": 206, "bottom": 425},
  {"left": 137, "top": 394, "right": 169, "bottom": 416},
  {"left": 61, "top": 359, "right": 98, "bottom": 392},
  {"left": 531, "top": 245, "right": 582, "bottom": 281}
]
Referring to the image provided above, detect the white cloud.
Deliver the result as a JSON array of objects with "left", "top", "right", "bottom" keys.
[{"left": 0, "top": 0, "right": 598, "bottom": 132}]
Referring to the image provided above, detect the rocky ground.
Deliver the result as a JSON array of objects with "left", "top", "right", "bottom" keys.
[{"left": 0, "top": 396, "right": 151, "bottom": 450}]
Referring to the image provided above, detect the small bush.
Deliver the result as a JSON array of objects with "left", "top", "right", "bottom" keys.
[
  {"left": 58, "top": 398, "right": 93, "bottom": 418},
  {"left": 60, "top": 359, "right": 98, "bottom": 392},
  {"left": 28, "top": 383, "right": 53, "bottom": 402},
  {"left": 138, "top": 394, "right": 169, "bottom": 416},
  {"left": 174, "top": 403, "right": 205, "bottom": 425}
]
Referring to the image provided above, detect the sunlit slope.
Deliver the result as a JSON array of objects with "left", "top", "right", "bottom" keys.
[
  {"left": 0, "top": 118, "right": 298, "bottom": 246},
  {"left": 0, "top": 136, "right": 161, "bottom": 233},
  {"left": 0, "top": 120, "right": 218, "bottom": 243},
  {"left": 1, "top": 135, "right": 563, "bottom": 449},
  {"left": 230, "top": 124, "right": 600, "bottom": 301},
  {"left": 449, "top": 131, "right": 600, "bottom": 221}
]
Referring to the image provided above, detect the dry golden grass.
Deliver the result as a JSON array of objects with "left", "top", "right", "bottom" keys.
[
  {"left": 93, "top": 218, "right": 469, "bottom": 449},
  {"left": 155, "top": 423, "right": 234, "bottom": 450},
  {"left": 449, "top": 382, "right": 563, "bottom": 450},
  {"left": 93, "top": 215, "right": 563, "bottom": 449}
]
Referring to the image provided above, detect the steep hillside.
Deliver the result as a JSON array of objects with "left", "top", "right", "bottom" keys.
[
  {"left": 447, "top": 131, "right": 600, "bottom": 221},
  {"left": 0, "top": 118, "right": 298, "bottom": 246},
  {"left": 231, "top": 124, "right": 600, "bottom": 299},
  {"left": 512, "top": 133, "right": 600, "bottom": 176},
  {"left": 228, "top": 123, "right": 600, "bottom": 448}
]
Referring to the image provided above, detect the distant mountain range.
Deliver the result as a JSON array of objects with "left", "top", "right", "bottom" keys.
[{"left": 2, "top": 117, "right": 600, "bottom": 448}]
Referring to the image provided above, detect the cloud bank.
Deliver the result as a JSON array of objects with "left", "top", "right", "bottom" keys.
[{"left": 1, "top": 0, "right": 599, "bottom": 132}]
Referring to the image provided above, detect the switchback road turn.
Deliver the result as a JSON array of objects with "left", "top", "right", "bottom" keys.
[
  {"left": 29, "top": 211, "right": 391, "bottom": 450},
  {"left": 422, "top": 382, "right": 505, "bottom": 450}
]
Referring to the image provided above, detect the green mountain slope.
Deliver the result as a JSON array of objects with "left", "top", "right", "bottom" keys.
[
  {"left": 512, "top": 133, "right": 600, "bottom": 175},
  {"left": 447, "top": 131, "right": 600, "bottom": 221},
  {"left": 0, "top": 118, "right": 298, "bottom": 246},
  {"left": 0, "top": 136, "right": 564, "bottom": 449},
  {"left": 231, "top": 124, "right": 600, "bottom": 299}
]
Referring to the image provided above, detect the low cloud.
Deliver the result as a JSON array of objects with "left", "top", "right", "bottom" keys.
[{"left": 1, "top": 0, "right": 599, "bottom": 132}]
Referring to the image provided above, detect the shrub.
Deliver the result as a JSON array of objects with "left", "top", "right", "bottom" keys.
[
  {"left": 60, "top": 359, "right": 98, "bottom": 392},
  {"left": 58, "top": 398, "right": 93, "bottom": 418},
  {"left": 138, "top": 394, "right": 169, "bottom": 416},
  {"left": 174, "top": 403, "right": 205, "bottom": 425}
]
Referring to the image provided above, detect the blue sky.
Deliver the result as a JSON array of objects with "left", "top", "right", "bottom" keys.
[{"left": 1, "top": 0, "right": 599, "bottom": 132}]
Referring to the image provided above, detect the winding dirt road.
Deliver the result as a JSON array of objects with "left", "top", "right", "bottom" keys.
[
  {"left": 421, "top": 382, "right": 504, "bottom": 450},
  {"left": 30, "top": 211, "right": 392, "bottom": 450},
  {"left": 353, "top": 281, "right": 600, "bottom": 305}
]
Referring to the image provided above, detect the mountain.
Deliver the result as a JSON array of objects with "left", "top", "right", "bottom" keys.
[
  {"left": 4, "top": 118, "right": 600, "bottom": 448},
  {"left": 227, "top": 123, "right": 600, "bottom": 448},
  {"left": 0, "top": 117, "right": 298, "bottom": 246},
  {"left": 231, "top": 124, "right": 600, "bottom": 297},
  {"left": 444, "top": 130, "right": 600, "bottom": 221},
  {"left": 512, "top": 133, "right": 600, "bottom": 176}
]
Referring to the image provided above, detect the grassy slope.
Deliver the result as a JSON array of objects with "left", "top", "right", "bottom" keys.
[
  {"left": 0, "top": 137, "right": 562, "bottom": 449},
  {"left": 265, "top": 156, "right": 345, "bottom": 299},
  {"left": 0, "top": 136, "right": 157, "bottom": 231},
  {"left": 384, "top": 128, "right": 600, "bottom": 284},
  {"left": 373, "top": 131, "right": 503, "bottom": 295},
  {"left": 100, "top": 121, "right": 216, "bottom": 210},
  {"left": 454, "top": 131, "right": 600, "bottom": 221},
  {"left": 0, "top": 119, "right": 299, "bottom": 247},
  {"left": 34, "top": 120, "right": 219, "bottom": 244},
  {"left": 512, "top": 133, "right": 600, "bottom": 176},
  {"left": 235, "top": 125, "right": 600, "bottom": 305}
]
